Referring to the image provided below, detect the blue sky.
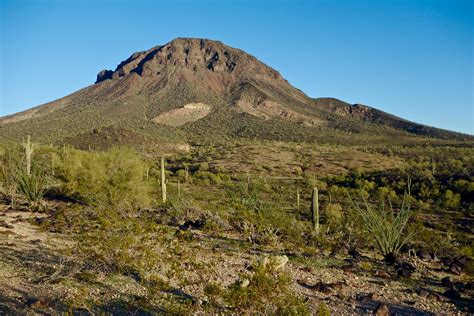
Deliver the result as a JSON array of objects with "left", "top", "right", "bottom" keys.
[{"left": 1, "top": 0, "right": 472, "bottom": 134}]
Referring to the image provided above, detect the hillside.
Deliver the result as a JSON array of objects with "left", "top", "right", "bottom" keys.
[{"left": 1, "top": 38, "right": 470, "bottom": 150}]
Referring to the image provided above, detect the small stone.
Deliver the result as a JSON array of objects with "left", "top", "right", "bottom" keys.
[
  {"left": 428, "top": 292, "right": 446, "bottom": 302},
  {"left": 374, "top": 270, "right": 392, "bottom": 279},
  {"left": 349, "top": 247, "right": 361, "bottom": 259},
  {"left": 417, "top": 289, "right": 430, "bottom": 298},
  {"left": 416, "top": 249, "right": 431, "bottom": 261},
  {"left": 448, "top": 264, "right": 462, "bottom": 275},
  {"left": 441, "top": 276, "right": 452, "bottom": 288},
  {"left": 301, "top": 266, "right": 315, "bottom": 274},
  {"left": 240, "top": 279, "right": 250, "bottom": 288},
  {"left": 370, "top": 292, "right": 380, "bottom": 300},
  {"left": 444, "top": 289, "right": 461, "bottom": 300},
  {"left": 374, "top": 302, "right": 390, "bottom": 316},
  {"left": 384, "top": 252, "right": 402, "bottom": 265},
  {"left": 0, "top": 220, "right": 14, "bottom": 229}
]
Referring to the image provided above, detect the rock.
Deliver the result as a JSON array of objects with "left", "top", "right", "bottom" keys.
[
  {"left": 178, "top": 219, "right": 205, "bottom": 230},
  {"left": 428, "top": 292, "right": 446, "bottom": 302},
  {"left": 342, "top": 264, "right": 356, "bottom": 273},
  {"left": 238, "top": 278, "right": 250, "bottom": 288},
  {"left": 417, "top": 289, "right": 430, "bottom": 298},
  {"left": 0, "top": 220, "right": 13, "bottom": 229},
  {"left": 374, "top": 270, "right": 392, "bottom": 279},
  {"left": 96, "top": 69, "right": 113, "bottom": 83},
  {"left": 373, "top": 302, "right": 390, "bottom": 316},
  {"left": 348, "top": 247, "right": 360, "bottom": 259},
  {"left": 444, "top": 289, "right": 461, "bottom": 300},
  {"left": 448, "top": 264, "right": 462, "bottom": 275},
  {"left": 416, "top": 249, "right": 431, "bottom": 261},
  {"left": 369, "top": 292, "right": 380, "bottom": 300},
  {"left": 399, "top": 244, "right": 414, "bottom": 253},
  {"left": 441, "top": 276, "right": 452, "bottom": 288},
  {"left": 384, "top": 252, "right": 402, "bottom": 265},
  {"left": 301, "top": 266, "right": 315, "bottom": 274},
  {"left": 455, "top": 255, "right": 469, "bottom": 266},
  {"left": 310, "top": 282, "right": 333, "bottom": 295},
  {"left": 30, "top": 300, "right": 49, "bottom": 308},
  {"left": 331, "top": 244, "right": 349, "bottom": 256},
  {"left": 299, "top": 281, "right": 339, "bottom": 295},
  {"left": 465, "top": 281, "right": 473, "bottom": 290},
  {"left": 356, "top": 293, "right": 370, "bottom": 304},
  {"left": 396, "top": 262, "right": 415, "bottom": 278},
  {"left": 330, "top": 281, "right": 347, "bottom": 291},
  {"left": 441, "top": 256, "right": 454, "bottom": 266}
]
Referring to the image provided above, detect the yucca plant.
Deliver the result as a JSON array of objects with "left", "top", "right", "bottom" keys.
[
  {"left": 350, "top": 182, "right": 415, "bottom": 258},
  {"left": 12, "top": 161, "right": 48, "bottom": 205}
]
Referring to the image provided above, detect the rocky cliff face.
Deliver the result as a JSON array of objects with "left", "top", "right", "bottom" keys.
[{"left": 96, "top": 38, "right": 283, "bottom": 84}]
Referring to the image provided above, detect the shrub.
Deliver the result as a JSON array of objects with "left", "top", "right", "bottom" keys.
[
  {"left": 325, "top": 203, "right": 343, "bottom": 225},
  {"left": 0, "top": 144, "right": 48, "bottom": 207},
  {"left": 54, "top": 147, "right": 152, "bottom": 210},
  {"left": 316, "top": 302, "right": 331, "bottom": 316},
  {"left": 223, "top": 259, "right": 308, "bottom": 314},
  {"left": 73, "top": 208, "right": 163, "bottom": 275},
  {"left": 0, "top": 148, "right": 20, "bottom": 204},
  {"left": 443, "top": 190, "right": 461, "bottom": 209},
  {"left": 350, "top": 184, "right": 415, "bottom": 257}
]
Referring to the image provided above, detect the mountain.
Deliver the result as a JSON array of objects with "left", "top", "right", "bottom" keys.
[{"left": 0, "top": 38, "right": 470, "bottom": 151}]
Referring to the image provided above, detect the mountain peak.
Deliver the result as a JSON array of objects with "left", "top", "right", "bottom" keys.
[{"left": 96, "top": 37, "right": 282, "bottom": 84}]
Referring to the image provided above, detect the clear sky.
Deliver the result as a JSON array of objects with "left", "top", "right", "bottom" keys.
[{"left": 1, "top": 0, "right": 473, "bottom": 134}]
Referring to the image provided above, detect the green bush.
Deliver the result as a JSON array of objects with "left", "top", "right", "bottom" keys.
[
  {"left": 223, "top": 259, "right": 309, "bottom": 314},
  {"left": 54, "top": 147, "right": 152, "bottom": 210},
  {"left": 0, "top": 144, "right": 48, "bottom": 207},
  {"left": 73, "top": 208, "right": 163, "bottom": 275}
]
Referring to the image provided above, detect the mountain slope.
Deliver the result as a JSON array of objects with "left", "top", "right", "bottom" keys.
[{"left": 0, "top": 38, "right": 470, "bottom": 149}]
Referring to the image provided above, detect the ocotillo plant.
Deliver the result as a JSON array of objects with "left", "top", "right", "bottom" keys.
[
  {"left": 161, "top": 156, "right": 167, "bottom": 203},
  {"left": 311, "top": 187, "right": 319, "bottom": 233},
  {"left": 23, "top": 135, "right": 33, "bottom": 176}
]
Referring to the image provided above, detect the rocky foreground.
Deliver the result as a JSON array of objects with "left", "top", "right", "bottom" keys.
[{"left": 0, "top": 201, "right": 472, "bottom": 315}]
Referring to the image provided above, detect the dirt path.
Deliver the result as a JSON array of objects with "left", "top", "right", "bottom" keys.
[{"left": 0, "top": 205, "right": 68, "bottom": 314}]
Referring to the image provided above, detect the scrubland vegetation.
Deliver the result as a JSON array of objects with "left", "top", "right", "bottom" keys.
[{"left": 0, "top": 138, "right": 473, "bottom": 314}]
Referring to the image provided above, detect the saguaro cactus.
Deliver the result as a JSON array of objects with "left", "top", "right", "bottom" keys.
[
  {"left": 311, "top": 187, "right": 319, "bottom": 233},
  {"left": 184, "top": 165, "right": 189, "bottom": 182},
  {"left": 161, "top": 156, "right": 167, "bottom": 203},
  {"left": 296, "top": 188, "right": 300, "bottom": 210},
  {"left": 23, "top": 135, "right": 33, "bottom": 176}
]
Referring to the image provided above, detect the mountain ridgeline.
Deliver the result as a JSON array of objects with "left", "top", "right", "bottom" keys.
[{"left": 0, "top": 38, "right": 470, "bottom": 150}]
